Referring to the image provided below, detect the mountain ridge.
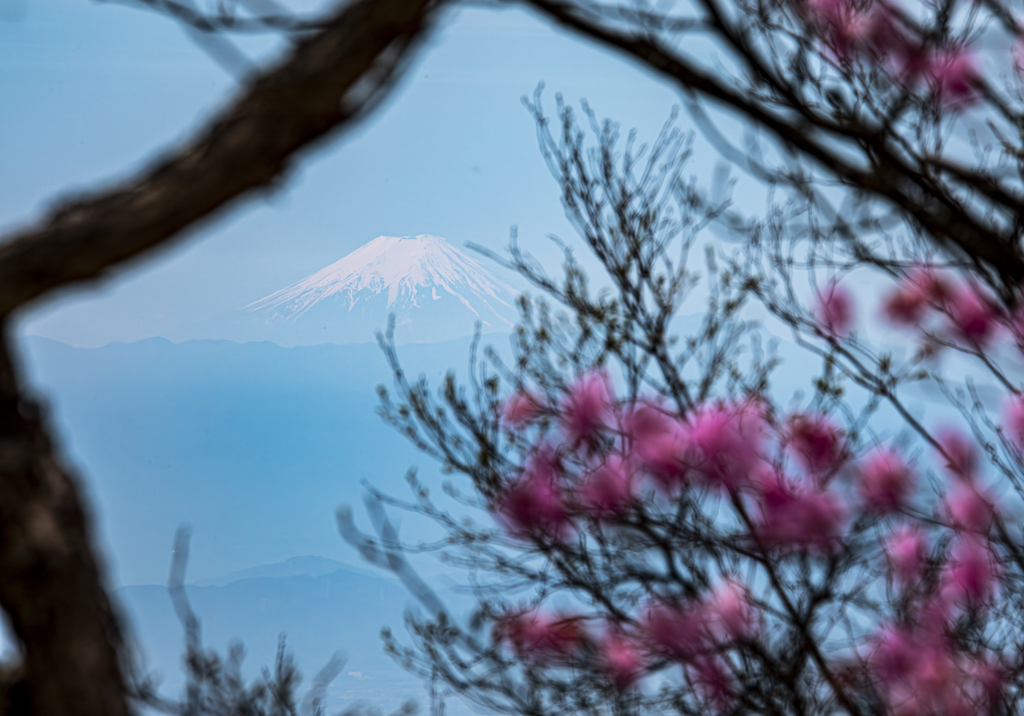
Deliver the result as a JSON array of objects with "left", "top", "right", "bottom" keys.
[{"left": 224, "top": 234, "right": 520, "bottom": 345}]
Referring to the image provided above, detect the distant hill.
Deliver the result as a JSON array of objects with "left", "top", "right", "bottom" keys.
[{"left": 17, "top": 335, "right": 511, "bottom": 587}]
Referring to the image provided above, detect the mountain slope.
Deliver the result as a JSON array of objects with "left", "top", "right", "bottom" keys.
[
  {"left": 183, "top": 235, "right": 520, "bottom": 346},
  {"left": 248, "top": 235, "right": 516, "bottom": 322}
]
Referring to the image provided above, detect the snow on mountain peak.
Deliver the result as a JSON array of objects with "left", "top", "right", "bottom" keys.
[{"left": 246, "top": 235, "right": 517, "bottom": 325}]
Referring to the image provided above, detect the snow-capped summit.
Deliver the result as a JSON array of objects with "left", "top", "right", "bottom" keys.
[
  {"left": 248, "top": 235, "right": 515, "bottom": 319},
  {"left": 240, "top": 235, "right": 519, "bottom": 345}
]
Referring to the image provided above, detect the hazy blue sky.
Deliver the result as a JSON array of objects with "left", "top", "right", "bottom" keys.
[{"left": 1, "top": 0, "right": 709, "bottom": 347}]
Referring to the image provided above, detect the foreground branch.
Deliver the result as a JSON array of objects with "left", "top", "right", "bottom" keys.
[
  {"left": 0, "top": 0, "right": 442, "bottom": 713},
  {"left": 0, "top": 0, "right": 442, "bottom": 316},
  {"left": 520, "top": 0, "right": 1024, "bottom": 300}
]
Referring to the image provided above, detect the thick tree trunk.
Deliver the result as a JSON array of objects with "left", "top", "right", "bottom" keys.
[
  {"left": 0, "top": 324, "right": 129, "bottom": 716},
  {"left": 0, "top": 0, "right": 441, "bottom": 712}
]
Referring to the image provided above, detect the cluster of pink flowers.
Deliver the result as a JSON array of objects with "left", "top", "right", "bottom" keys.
[
  {"left": 496, "top": 374, "right": 864, "bottom": 550},
  {"left": 857, "top": 429, "right": 1007, "bottom": 713},
  {"left": 494, "top": 372, "right": 1009, "bottom": 705},
  {"left": 867, "top": 624, "right": 1004, "bottom": 715},
  {"left": 881, "top": 267, "right": 1004, "bottom": 345},
  {"left": 801, "top": 0, "right": 979, "bottom": 105},
  {"left": 496, "top": 578, "right": 759, "bottom": 695}
]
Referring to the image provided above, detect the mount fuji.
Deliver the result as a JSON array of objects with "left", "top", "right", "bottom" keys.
[{"left": 178, "top": 236, "right": 521, "bottom": 346}]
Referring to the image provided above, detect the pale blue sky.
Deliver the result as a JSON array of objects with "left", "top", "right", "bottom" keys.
[{"left": 2, "top": 0, "right": 702, "bottom": 347}]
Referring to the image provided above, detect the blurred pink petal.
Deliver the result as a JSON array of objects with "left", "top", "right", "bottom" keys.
[
  {"left": 501, "top": 391, "right": 542, "bottom": 429},
  {"left": 687, "top": 402, "right": 765, "bottom": 491},
  {"left": 788, "top": 413, "right": 845, "bottom": 474},
  {"left": 579, "top": 455, "right": 634, "bottom": 518},
  {"left": 625, "top": 403, "right": 690, "bottom": 490},
  {"left": 946, "top": 283, "right": 999, "bottom": 344},
  {"left": 600, "top": 631, "right": 646, "bottom": 688},
  {"left": 871, "top": 625, "right": 917, "bottom": 686},
  {"left": 498, "top": 610, "right": 584, "bottom": 659},
  {"left": 886, "top": 526, "right": 929, "bottom": 587},
  {"left": 926, "top": 50, "right": 979, "bottom": 106},
  {"left": 963, "top": 659, "right": 1006, "bottom": 713},
  {"left": 1002, "top": 395, "right": 1024, "bottom": 450},
  {"left": 642, "top": 600, "right": 707, "bottom": 661},
  {"left": 942, "top": 537, "right": 999, "bottom": 606},
  {"left": 560, "top": 371, "right": 614, "bottom": 446},
  {"left": 936, "top": 428, "right": 978, "bottom": 481},
  {"left": 945, "top": 482, "right": 994, "bottom": 534},
  {"left": 756, "top": 476, "right": 847, "bottom": 551},
  {"left": 881, "top": 267, "right": 948, "bottom": 326},
  {"left": 496, "top": 455, "right": 570, "bottom": 538},
  {"left": 817, "top": 281, "right": 855, "bottom": 336},
  {"left": 690, "top": 657, "right": 734, "bottom": 710},
  {"left": 708, "top": 580, "right": 758, "bottom": 641},
  {"left": 858, "top": 448, "right": 916, "bottom": 513}
]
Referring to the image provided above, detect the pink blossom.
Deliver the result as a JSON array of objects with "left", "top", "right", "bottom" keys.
[
  {"left": 808, "top": 0, "right": 871, "bottom": 61},
  {"left": 942, "top": 537, "right": 999, "bottom": 606},
  {"left": 600, "top": 631, "right": 646, "bottom": 687},
  {"left": 689, "top": 657, "right": 734, "bottom": 710},
  {"left": 803, "top": 0, "right": 895, "bottom": 63},
  {"left": 642, "top": 600, "right": 707, "bottom": 661},
  {"left": 625, "top": 403, "right": 690, "bottom": 490},
  {"left": 755, "top": 468, "right": 795, "bottom": 512},
  {"left": 756, "top": 477, "right": 847, "bottom": 551},
  {"left": 560, "top": 371, "right": 614, "bottom": 446},
  {"left": 926, "top": 50, "right": 979, "bottom": 106},
  {"left": 963, "top": 659, "right": 1006, "bottom": 713},
  {"left": 687, "top": 402, "right": 765, "bottom": 491},
  {"left": 803, "top": 0, "right": 847, "bottom": 26},
  {"left": 886, "top": 526, "right": 929, "bottom": 586},
  {"left": 579, "top": 455, "right": 634, "bottom": 518},
  {"left": 791, "top": 491, "right": 847, "bottom": 548},
  {"left": 1002, "top": 395, "right": 1024, "bottom": 450},
  {"left": 881, "top": 267, "right": 948, "bottom": 326},
  {"left": 497, "top": 610, "right": 584, "bottom": 659},
  {"left": 501, "top": 391, "right": 543, "bottom": 429},
  {"left": 817, "top": 281, "right": 855, "bottom": 336},
  {"left": 871, "top": 625, "right": 918, "bottom": 687},
  {"left": 936, "top": 428, "right": 978, "bottom": 480},
  {"left": 707, "top": 580, "right": 757, "bottom": 641},
  {"left": 858, "top": 448, "right": 916, "bottom": 513},
  {"left": 946, "top": 284, "right": 999, "bottom": 344},
  {"left": 788, "top": 413, "right": 845, "bottom": 474},
  {"left": 496, "top": 455, "right": 570, "bottom": 538},
  {"left": 868, "top": 629, "right": 975, "bottom": 716},
  {"left": 912, "top": 642, "right": 959, "bottom": 697},
  {"left": 945, "top": 482, "right": 994, "bottom": 534},
  {"left": 883, "top": 283, "right": 929, "bottom": 326}
]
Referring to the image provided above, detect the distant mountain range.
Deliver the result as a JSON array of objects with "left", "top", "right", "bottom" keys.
[
  {"left": 173, "top": 235, "right": 521, "bottom": 346},
  {"left": 18, "top": 334, "right": 510, "bottom": 588}
]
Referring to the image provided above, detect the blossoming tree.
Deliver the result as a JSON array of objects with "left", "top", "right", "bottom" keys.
[{"left": 339, "top": 17, "right": 1024, "bottom": 710}]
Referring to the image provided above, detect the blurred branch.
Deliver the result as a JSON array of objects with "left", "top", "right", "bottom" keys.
[
  {"left": 0, "top": 1, "right": 443, "bottom": 713},
  {"left": 518, "top": 0, "right": 1024, "bottom": 302},
  {"left": 0, "top": 0, "right": 443, "bottom": 316}
]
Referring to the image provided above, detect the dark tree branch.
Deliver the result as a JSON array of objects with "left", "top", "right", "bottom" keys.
[
  {"left": 0, "top": 0, "right": 443, "bottom": 317},
  {"left": 518, "top": 0, "right": 1024, "bottom": 302},
  {"left": 0, "top": 0, "right": 443, "bottom": 713},
  {"left": 0, "top": 321, "right": 132, "bottom": 716}
]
